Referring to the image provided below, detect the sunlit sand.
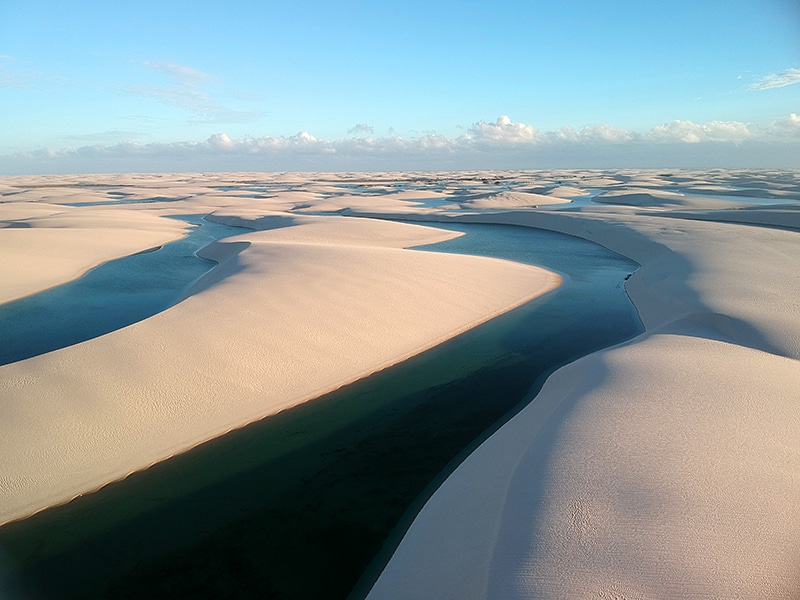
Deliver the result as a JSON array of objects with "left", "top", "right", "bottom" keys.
[
  {"left": 1, "top": 169, "right": 799, "bottom": 598},
  {"left": 0, "top": 205, "right": 187, "bottom": 303}
]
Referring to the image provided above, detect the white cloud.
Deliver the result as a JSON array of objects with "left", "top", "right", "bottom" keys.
[
  {"left": 466, "top": 115, "right": 538, "bottom": 144},
  {"left": 771, "top": 113, "right": 800, "bottom": 137},
  {"left": 417, "top": 133, "right": 452, "bottom": 150},
  {"left": 649, "top": 120, "right": 752, "bottom": 143},
  {"left": 749, "top": 68, "right": 800, "bottom": 90},
  {"left": 204, "top": 131, "right": 334, "bottom": 155},
  {"left": 550, "top": 124, "right": 636, "bottom": 144},
  {"left": 206, "top": 132, "right": 236, "bottom": 149}
]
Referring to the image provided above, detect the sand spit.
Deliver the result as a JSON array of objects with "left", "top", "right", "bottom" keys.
[
  {"left": 0, "top": 184, "right": 559, "bottom": 525},
  {"left": 539, "top": 185, "right": 590, "bottom": 198},
  {"left": 364, "top": 170, "right": 800, "bottom": 599},
  {"left": 1, "top": 169, "right": 799, "bottom": 598},
  {"left": 458, "top": 190, "right": 572, "bottom": 209}
]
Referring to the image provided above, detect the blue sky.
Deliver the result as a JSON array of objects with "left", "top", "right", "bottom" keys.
[{"left": 1, "top": 0, "right": 798, "bottom": 173}]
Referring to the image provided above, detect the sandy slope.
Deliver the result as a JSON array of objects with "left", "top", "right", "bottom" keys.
[
  {"left": 0, "top": 206, "right": 187, "bottom": 303},
  {"left": 0, "top": 208, "right": 559, "bottom": 525},
  {"left": 365, "top": 179, "right": 800, "bottom": 599},
  {"left": 367, "top": 333, "right": 800, "bottom": 599}
]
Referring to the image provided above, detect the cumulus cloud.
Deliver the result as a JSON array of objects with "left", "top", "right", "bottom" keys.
[
  {"left": 348, "top": 123, "right": 374, "bottom": 135},
  {"left": 771, "top": 113, "right": 800, "bottom": 137},
  {"left": 466, "top": 115, "right": 538, "bottom": 144},
  {"left": 206, "top": 132, "right": 236, "bottom": 149},
  {"left": 749, "top": 68, "right": 800, "bottom": 90},
  {"left": 649, "top": 120, "right": 752, "bottom": 143}
]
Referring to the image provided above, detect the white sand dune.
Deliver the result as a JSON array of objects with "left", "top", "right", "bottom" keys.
[
  {"left": 1, "top": 170, "right": 799, "bottom": 598},
  {"left": 0, "top": 207, "right": 559, "bottom": 525},
  {"left": 593, "top": 187, "right": 747, "bottom": 209},
  {"left": 541, "top": 185, "right": 590, "bottom": 198},
  {"left": 365, "top": 182, "right": 800, "bottom": 598},
  {"left": 458, "top": 190, "right": 572, "bottom": 209}
]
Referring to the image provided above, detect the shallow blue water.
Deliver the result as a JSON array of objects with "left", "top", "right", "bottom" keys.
[{"left": 0, "top": 215, "right": 247, "bottom": 366}]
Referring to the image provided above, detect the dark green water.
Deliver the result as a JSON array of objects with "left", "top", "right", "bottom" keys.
[{"left": 0, "top": 221, "right": 641, "bottom": 600}]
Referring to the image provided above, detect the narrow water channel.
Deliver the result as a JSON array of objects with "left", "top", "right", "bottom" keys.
[
  {"left": 0, "top": 215, "right": 247, "bottom": 366},
  {"left": 0, "top": 218, "right": 642, "bottom": 600}
]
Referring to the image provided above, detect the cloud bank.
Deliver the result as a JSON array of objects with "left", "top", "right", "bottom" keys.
[{"left": 2, "top": 115, "right": 799, "bottom": 174}]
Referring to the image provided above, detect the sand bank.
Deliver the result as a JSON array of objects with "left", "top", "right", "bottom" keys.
[{"left": 0, "top": 205, "right": 187, "bottom": 303}]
